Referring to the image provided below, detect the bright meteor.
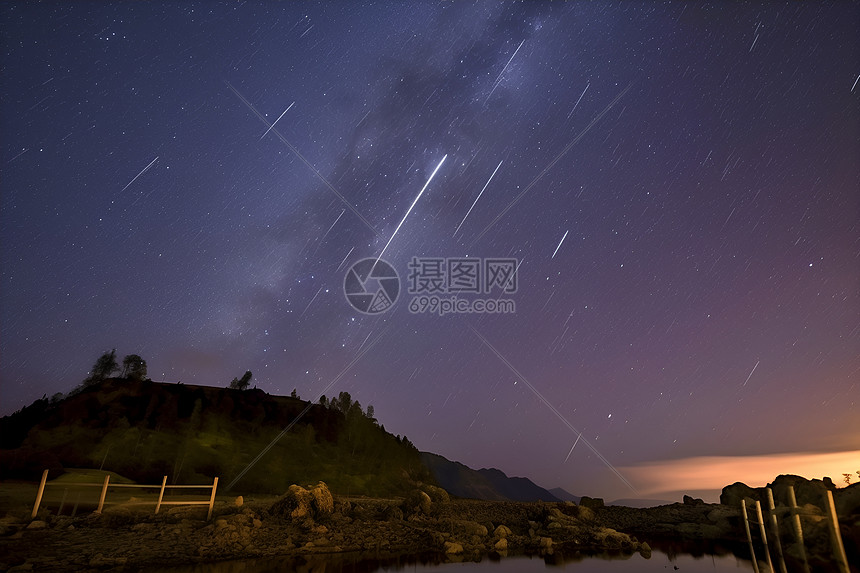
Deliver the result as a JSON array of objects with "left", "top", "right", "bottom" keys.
[
  {"left": 552, "top": 230, "right": 569, "bottom": 259},
  {"left": 375, "top": 154, "right": 447, "bottom": 267},
  {"left": 260, "top": 102, "right": 295, "bottom": 140}
]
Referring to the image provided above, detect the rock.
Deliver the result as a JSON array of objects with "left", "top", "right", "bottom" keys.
[
  {"left": 579, "top": 496, "right": 604, "bottom": 509},
  {"left": 494, "top": 538, "right": 508, "bottom": 551},
  {"left": 493, "top": 524, "right": 512, "bottom": 539},
  {"left": 834, "top": 482, "right": 860, "bottom": 516},
  {"left": 460, "top": 520, "right": 487, "bottom": 537},
  {"left": 720, "top": 482, "right": 759, "bottom": 507},
  {"left": 252, "top": 518, "right": 262, "bottom": 528},
  {"left": 402, "top": 490, "right": 433, "bottom": 516},
  {"left": 422, "top": 484, "right": 451, "bottom": 505},
  {"left": 683, "top": 495, "right": 705, "bottom": 505},
  {"left": 380, "top": 504, "right": 404, "bottom": 521},
  {"left": 310, "top": 482, "right": 334, "bottom": 515},
  {"left": 639, "top": 541, "right": 652, "bottom": 557},
  {"left": 418, "top": 491, "right": 432, "bottom": 515},
  {"left": 444, "top": 541, "right": 464, "bottom": 554},
  {"left": 539, "top": 536, "right": 553, "bottom": 549},
  {"left": 767, "top": 475, "right": 836, "bottom": 510},
  {"left": 25, "top": 521, "right": 47, "bottom": 530},
  {"left": 270, "top": 482, "right": 333, "bottom": 521},
  {"left": 234, "top": 496, "right": 244, "bottom": 507}
]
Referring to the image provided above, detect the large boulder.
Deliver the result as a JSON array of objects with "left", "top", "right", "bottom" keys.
[
  {"left": 579, "top": 496, "right": 605, "bottom": 509},
  {"left": 835, "top": 482, "right": 860, "bottom": 517},
  {"left": 270, "top": 482, "right": 334, "bottom": 521},
  {"left": 767, "top": 475, "right": 836, "bottom": 511},
  {"left": 401, "top": 489, "right": 433, "bottom": 516},
  {"left": 719, "top": 482, "right": 759, "bottom": 507}
]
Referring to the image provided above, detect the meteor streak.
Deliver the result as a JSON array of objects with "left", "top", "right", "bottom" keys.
[
  {"left": 742, "top": 360, "right": 760, "bottom": 386},
  {"left": 552, "top": 230, "right": 569, "bottom": 259},
  {"left": 567, "top": 82, "right": 590, "bottom": 119},
  {"left": 120, "top": 156, "right": 158, "bottom": 193},
  {"left": 564, "top": 433, "right": 582, "bottom": 463},
  {"left": 259, "top": 102, "right": 294, "bottom": 140},
  {"left": 486, "top": 39, "right": 525, "bottom": 103},
  {"left": 374, "top": 154, "right": 447, "bottom": 267},
  {"left": 454, "top": 160, "right": 503, "bottom": 237}
]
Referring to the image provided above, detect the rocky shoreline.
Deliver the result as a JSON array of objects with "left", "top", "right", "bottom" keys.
[{"left": 1, "top": 481, "right": 857, "bottom": 572}]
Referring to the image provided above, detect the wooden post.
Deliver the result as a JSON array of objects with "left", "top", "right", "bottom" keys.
[
  {"left": 95, "top": 474, "right": 110, "bottom": 514},
  {"left": 755, "top": 500, "right": 775, "bottom": 573},
  {"left": 766, "top": 488, "right": 788, "bottom": 573},
  {"left": 741, "top": 499, "right": 761, "bottom": 573},
  {"left": 155, "top": 476, "right": 167, "bottom": 515},
  {"left": 787, "top": 486, "right": 810, "bottom": 573},
  {"left": 31, "top": 469, "right": 49, "bottom": 519},
  {"left": 824, "top": 489, "right": 850, "bottom": 573},
  {"left": 207, "top": 477, "right": 218, "bottom": 520}
]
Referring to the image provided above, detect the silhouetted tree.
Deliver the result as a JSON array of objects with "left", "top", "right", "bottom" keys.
[
  {"left": 290, "top": 388, "right": 298, "bottom": 398},
  {"left": 84, "top": 350, "right": 119, "bottom": 386},
  {"left": 228, "top": 370, "right": 252, "bottom": 390},
  {"left": 121, "top": 354, "right": 148, "bottom": 381}
]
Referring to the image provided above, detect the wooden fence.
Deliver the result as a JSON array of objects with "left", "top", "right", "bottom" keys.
[
  {"left": 741, "top": 485, "right": 849, "bottom": 573},
  {"left": 31, "top": 470, "right": 219, "bottom": 520}
]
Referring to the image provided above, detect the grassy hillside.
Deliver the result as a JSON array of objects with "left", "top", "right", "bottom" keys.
[{"left": 0, "top": 380, "right": 431, "bottom": 496}]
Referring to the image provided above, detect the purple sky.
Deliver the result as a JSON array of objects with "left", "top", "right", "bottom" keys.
[{"left": 2, "top": 1, "right": 858, "bottom": 501}]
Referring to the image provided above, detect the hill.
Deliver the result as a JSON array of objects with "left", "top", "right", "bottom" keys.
[
  {"left": 420, "top": 452, "right": 562, "bottom": 502},
  {"left": 0, "top": 379, "right": 431, "bottom": 496},
  {"left": 549, "top": 487, "right": 581, "bottom": 503}
]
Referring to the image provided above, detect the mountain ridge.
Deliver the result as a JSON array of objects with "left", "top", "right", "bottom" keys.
[{"left": 420, "top": 451, "right": 567, "bottom": 502}]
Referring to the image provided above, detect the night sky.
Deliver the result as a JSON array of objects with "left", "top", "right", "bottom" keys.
[{"left": 2, "top": 1, "right": 858, "bottom": 502}]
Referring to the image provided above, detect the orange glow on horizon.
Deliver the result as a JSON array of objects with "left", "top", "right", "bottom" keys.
[{"left": 624, "top": 450, "right": 860, "bottom": 497}]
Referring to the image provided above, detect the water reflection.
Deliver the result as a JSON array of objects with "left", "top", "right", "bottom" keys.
[{"left": 148, "top": 548, "right": 755, "bottom": 572}]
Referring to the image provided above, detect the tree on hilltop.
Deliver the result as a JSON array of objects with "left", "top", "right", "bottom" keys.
[
  {"left": 121, "top": 354, "right": 148, "bottom": 381},
  {"left": 83, "top": 349, "right": 119, "bottom": 386},
  {"left": 228, "top": 370, "right": 253, "bottom": 390}
]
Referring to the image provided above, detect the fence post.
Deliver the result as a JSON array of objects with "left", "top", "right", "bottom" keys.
[
  {"left": 95, "top": 474, "right": 110, "bottom": 514},
  {"left": 766, "top": 488, "right": 788, "bottom": 573},
  {"left": 824, "top": 489, "right": 850, "bottom": 573},
  {"left": 754, "top": 500, "right": 775, "bottom": 573},
  {"left": 155, "top": 476, "right": 167, "bottom": 515},
  {"left": 207, "top": 477, "right": 218, "bottom": 520},
  {"left": 787, "top": 486, "right": 810, "bottom": 573},
  {"left": 741, "top": 499, "right": 761, "bottom": 573},
  {"left": 31, "top": 469, "right": 49, "bottom": 519}
]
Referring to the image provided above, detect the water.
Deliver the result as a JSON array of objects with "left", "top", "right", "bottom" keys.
[{"left": 152, "top": 549, "right": 756, "bottom": 572}]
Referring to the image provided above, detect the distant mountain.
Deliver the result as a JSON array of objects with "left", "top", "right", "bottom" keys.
[
  {"left": 420, "top": 452, "right": 561, "bottom": 502},
  {"left": 549, "top": 487, "right": 581, "bottom": 503},
  {"left": 608, "top": 498, "right": 677, "bottom": 508}
]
